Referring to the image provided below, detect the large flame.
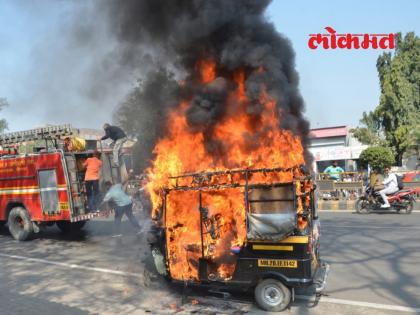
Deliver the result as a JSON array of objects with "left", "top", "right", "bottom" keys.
[{"left": 147, "top": 60, "right": 305, "bottom": 281}]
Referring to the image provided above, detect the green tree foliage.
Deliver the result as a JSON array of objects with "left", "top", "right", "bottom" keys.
[
  {"left": 359, "top": 146, "right": 395, "bottom": 171},
  {"left": 0, "top": 98, "right": 9, "bottom": 133},
  {"left": 350, "top": 111, "right": 383, "bottom": 146},
  {"left": 403, "top": 124, "right": 420, "bottom": 160},
  {"left": 352, "top": 32, "right": 420, "bottom": 165},
  {"left": 115, "top": 68, "right": 180, "bottom": 172}
]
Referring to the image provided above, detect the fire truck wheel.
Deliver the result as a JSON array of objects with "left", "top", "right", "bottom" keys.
[
  {"left": 8, "top": 207, "right": 34, "bottom": 241},
  {"left": 254, "top": 278, "right": 291, "bottom": 312},
  {"left": 56, "top": 221, "right": 86, "bottom": 234}
]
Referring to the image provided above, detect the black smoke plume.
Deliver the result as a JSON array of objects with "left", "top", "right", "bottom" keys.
[{"left": 109, "top": 0, "right": 312, "bottom": 169}]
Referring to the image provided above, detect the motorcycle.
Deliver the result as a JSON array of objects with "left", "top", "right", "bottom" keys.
[{"left": 356, "top": 186, "right": 417, "bottom": 214}]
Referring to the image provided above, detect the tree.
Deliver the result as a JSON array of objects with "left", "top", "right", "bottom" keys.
[
  {"left": 352, "top": 32, "right": 420, "bottom": 165},
  {"left": 0, "top": 98, "right": 8, "bottom": 133},
  {"left": 403, "top": 125, "right": 420, "bottom": 162},
  {"left": 350, "top": 111, "right": 383, "bottom": 146},
  {"left": 359, "top": 146, "right": 395, "bottom": 172}
]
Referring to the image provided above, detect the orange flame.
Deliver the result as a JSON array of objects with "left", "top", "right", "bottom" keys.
[
  {"left": 197, "top": 59, "right": 216, "bottom": 84},
  {"left": 147, "top": 60, "right": 306, "bottom": 281}
]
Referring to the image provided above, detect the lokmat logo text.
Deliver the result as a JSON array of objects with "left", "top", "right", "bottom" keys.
[{"left": 308, "top": 27, "right": 395, "bottom": 50}]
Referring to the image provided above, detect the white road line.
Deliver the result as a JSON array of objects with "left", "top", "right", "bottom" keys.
[
  {"left": 323, "top": 225, "right": 420, "bottom": 229},
  {"left": 319, "top": 210, "right": 420, "bottom": 213},
  {"left": 2, "top": 252, "right": 420, "bottom": 313},
  {"left": 319, "top": 210, "right": 354, "bottom": 212},
  {"left": 296, "top": 295, "right": 420, "bottom": 313},
  {"left": 0, "top": 253, "right": 143, "bottom": 279}
]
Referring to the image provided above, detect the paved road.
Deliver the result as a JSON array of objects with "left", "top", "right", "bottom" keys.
[
  {"left": 0, "top": 210, "right": 419, "bottom": 314},
  {"left": 321, "top": 211, "right": 420, "bottom": 309}
]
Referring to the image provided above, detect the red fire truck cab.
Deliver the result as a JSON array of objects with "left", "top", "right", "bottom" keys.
[{"left": 0, "top": 125, "right": 131, "bottom": 241}]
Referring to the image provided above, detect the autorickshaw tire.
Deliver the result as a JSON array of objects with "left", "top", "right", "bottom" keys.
[
  {"left": 254, "top": 278, "right": 291, "bottom": 312},
  {"left": 56, "top": 221, "right": 86, "bottom": 233},
  {"left": 8, "top": 207, "right": 34, "bottom": 241}
]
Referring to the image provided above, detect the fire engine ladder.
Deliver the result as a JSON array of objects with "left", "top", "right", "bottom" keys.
[
  {"left": 0, "top": 124, "right": 76, "bottom": 148},
  {"left": 64, "top": 154, "right": 87, "bottom": 215},
  {"left": 97, "top": 139, "right": 124, "bottom": 184}
]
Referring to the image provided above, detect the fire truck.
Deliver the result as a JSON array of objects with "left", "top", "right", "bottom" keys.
[{"left": 0, "top": 124, "right": 130, "bottom": 241}]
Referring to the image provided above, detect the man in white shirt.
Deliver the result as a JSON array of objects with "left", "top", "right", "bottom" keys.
[{"left": 379, "top": 167, "right": 399, "bottom": 208}]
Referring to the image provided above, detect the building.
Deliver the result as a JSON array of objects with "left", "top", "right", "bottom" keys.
[{"left": 308, "top": 126, "right": 368, "bottom": 173}]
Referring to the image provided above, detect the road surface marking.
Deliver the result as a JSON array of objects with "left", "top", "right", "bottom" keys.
[
  {"left": 0, "top": 253, "right": 143, "bottom": 279},
  {"left": 1, "top": 252, "right": 420, "bottom": 313},
  {"left": 296, "top": 295, "right": 420, "bottom": 313},
  {"left": 319, "top": 210, "right": 420, "bottom": 213},
  {"left": 323, "top": 225, "right": 420, "bottom": 229}
]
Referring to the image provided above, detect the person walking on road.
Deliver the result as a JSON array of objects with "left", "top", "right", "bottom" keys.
[
  {"left": 379, "top": 166, "right": 399, "bottom": 208},
  {"left": 83, "top": 151, "right": 102, "bottom": 212},
  {"left": 102, "top": 180, "right": 141, "bottom": 235},
  {"left": 100, "top": 123, "right": 127, "bottom": 167}
]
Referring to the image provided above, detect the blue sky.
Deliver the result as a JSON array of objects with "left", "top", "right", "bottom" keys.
[
  {"left": 0, "top": 0, "right": 419, "bottom": 131},
  {"left": 268, "top": 0, "right": 420, "bottom": 128}
]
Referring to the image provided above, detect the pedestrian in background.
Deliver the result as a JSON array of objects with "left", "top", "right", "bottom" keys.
[
  {"left": 323, "top": 161, "right": 344, "bottom": 181},
  {"left": 83, "top": 151, "right": 102, "bottom": 212}
]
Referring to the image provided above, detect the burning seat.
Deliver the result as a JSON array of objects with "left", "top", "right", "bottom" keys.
[{"left": 247, "top": 186, "right": 296, "bottom": 241}]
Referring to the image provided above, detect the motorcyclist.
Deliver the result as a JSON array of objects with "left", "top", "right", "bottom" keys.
[{"left": 379, "top": 166, "right": 399, "bottom": 208}]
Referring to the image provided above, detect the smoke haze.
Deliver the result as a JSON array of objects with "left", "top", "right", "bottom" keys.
[
  {"left": 1, "top": 1, "right": 152, "bottom": 130},
  {"left": 107, "top": 0, "right": 312, "bottom": 165},
  {"left": 2, "top": 0, "right": 311, "bottom": 165}
]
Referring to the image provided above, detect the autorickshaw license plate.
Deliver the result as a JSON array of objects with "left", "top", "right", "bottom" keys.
[{"left": 258, "top": 259, "right": 297, "bottom": 268}]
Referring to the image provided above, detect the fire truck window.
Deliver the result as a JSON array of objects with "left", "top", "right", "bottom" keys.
[{"left": 39, "top": 170, "right": 59, "bottom": 212}]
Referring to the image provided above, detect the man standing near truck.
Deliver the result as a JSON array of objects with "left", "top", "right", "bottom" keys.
[
  {"left": 100, "top": 123, "right": 127, "bottom": 167},
  {"left": 102, "top": 180, "right": 141, "bottom": 236},
  {"left": 83, "top": 151, "right": 102, "bottom": 212}
]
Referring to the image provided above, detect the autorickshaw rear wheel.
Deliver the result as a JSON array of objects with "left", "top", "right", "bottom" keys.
[
  {"left": 254, "top": 278, "right": 291, "bottom": 312},
  {"left": 8, "top": 207, "right": 34, "bottom": 241}
]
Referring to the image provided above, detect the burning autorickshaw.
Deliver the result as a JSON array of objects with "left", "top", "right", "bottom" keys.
[{"left": 148, "top": 165, "right": 329, "bottom": 312}]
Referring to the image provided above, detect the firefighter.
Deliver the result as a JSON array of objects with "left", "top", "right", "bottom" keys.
[
  {"left": 83, "top": 151, "right": 103, "bottom": 212},
  {"left": 100, "top": 123, "right": 127, "bottom": 167},
  {"left": 101, "top": 180, "right": 141, "bottom": 236}
]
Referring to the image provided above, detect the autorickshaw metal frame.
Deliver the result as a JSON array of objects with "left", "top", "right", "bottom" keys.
[{"left": 150, "top": 166, "right": 329, "bottom": 310}]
